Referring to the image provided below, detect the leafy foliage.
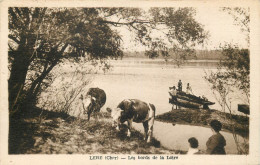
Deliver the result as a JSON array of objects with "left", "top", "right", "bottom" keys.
[
  {"left": 205, "top": 7, "right": 250, "bottom": 104},
  {"left": 8, "top": 8, "right": 123, "bottom": 113},
  {"left": 222, "top": 7, "right": 250, "bottom": 45},
  {"left": 204, "top": 7, "right": 249, "bottom": 154},
  {"left": 146, "top": 8, "right": 208, "bottom": 62},
  {"left": 8, "top": 7, "right": 207, "bottom": 114}
]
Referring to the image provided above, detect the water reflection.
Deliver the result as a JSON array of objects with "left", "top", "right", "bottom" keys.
[
  {"left": 93, "top": 60, "right": 246, "bottom": 114},
  {"left": 133, "top": 121, "right": 244, "bottom": 154},
  {"left": 90, "top": 58, "right": 247, "bottom": 154}
]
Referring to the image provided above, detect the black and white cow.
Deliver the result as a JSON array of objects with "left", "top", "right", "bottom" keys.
[
  {"left": 107, "top": 99, "right": 155, "bottom": 143},
  {"left": 80, "top": 87, "right": 106, "bottom": 121}
]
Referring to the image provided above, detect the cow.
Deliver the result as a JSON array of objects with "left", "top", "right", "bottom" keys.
[
  {"left": 80, "top": 87, "right": 106, "bottom": 121},
  {"left": 107, "top": 99, "right": 155, "bottom": 143}
]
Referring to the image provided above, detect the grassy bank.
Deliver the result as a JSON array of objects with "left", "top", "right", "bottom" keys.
[
  {"left": 9, "top": 107, "right": 177, "bottom": 154},
  {"left": 155, "top": 108, "right": 249, "bottom": 138}
]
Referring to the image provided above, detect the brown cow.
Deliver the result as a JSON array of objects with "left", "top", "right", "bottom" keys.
[
  {"left": 107, "top": 99, "right": 155, "bottom": 143},
  {"left": 80, "top": 87, "right": 106, "bottom": 121}
]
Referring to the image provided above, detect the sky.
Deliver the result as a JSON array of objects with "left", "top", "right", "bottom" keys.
[
  {"left": 119, "top": 7, "right": 248, "bottom": 51},
  {"left": 194, "top": 7, "right": 248, "bottom": 49}
]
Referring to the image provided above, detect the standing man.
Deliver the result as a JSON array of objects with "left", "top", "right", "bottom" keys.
[
  {"left": 169, "top": 86, "right": 178, "bottom": 110},
  {"left": 186, "top": 83, "right": 193, "bottom": 94},
  {"left": 178, "top": 80, "right": 183, "bottom": 92}
]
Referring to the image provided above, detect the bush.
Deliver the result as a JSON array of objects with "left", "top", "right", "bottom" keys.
[{"left": 37, "top": 58, "right": 97, "bottom": 117}]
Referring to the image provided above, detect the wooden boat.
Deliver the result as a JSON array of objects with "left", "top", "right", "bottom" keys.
[
  {"left": 238, "top": 104, "right": 249, "bottom": 115},
  {"left": 169, "top": 91, "right": 215, "bottom": 109}
]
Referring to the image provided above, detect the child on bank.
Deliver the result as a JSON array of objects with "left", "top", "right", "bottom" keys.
[{"left": 187, "top": 137, "right": 202, "bottom": 154}]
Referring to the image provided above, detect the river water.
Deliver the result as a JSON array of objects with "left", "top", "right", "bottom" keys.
[
  {"left": 133, "top": 121, "right": 244, "bottom": 154},
  {"left": 86, "top": 59, "right": 247, "bottom": 154},
  {"left": 86, "top": 58, "right": 247, "bottom": 154},
  {"left": 91, "top": 58, "right": 246, "bottom": 115},
  {"left": 42, "top": 58, "right": 247, "bottom": 154}
]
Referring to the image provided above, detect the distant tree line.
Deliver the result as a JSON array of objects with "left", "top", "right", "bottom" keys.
[{"left": 124, "top": 49, "right": 223, "bottom": 60}]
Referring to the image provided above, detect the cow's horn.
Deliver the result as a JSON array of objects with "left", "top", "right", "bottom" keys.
[
  {"left": 91, "top": 97, "right": 96, "bottom": 101},
  {"left": 117, "top": 108, "right": 123, "bottom": 112}
]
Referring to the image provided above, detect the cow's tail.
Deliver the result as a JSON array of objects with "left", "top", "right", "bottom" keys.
[{"left": 149, "top": 103, "right": 156, "bottom": 117}]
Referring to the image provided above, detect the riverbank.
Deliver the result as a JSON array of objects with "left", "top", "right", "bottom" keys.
[
  {"left": 9, "top": 106, "right": 248, "bottom": 154},
  {"left": 9, "top": 107, "right": 177, "bottom": 154},
  {"left": 155, "top": 108, "right": 249, "bottom": 138}
]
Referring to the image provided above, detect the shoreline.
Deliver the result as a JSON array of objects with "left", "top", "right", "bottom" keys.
[
  {"left": 9, "top": 106, "right": 248, "bottom": 154},
  {"left": 9, "top": 107, "right": 179, "bottom": 154},
  {"left": 155, "top": 108, "right": 249, "bottom": 138}
]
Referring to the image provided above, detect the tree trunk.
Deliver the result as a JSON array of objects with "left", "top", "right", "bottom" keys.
[
  {"left": 8, "top": 50, "right": 30, "bottom": 114},
  {"left": 24, "top": 60, "right": 57, "bottom": 108},
  {"left": 24, "top": 45, "right": 67, "bottom": 109}
]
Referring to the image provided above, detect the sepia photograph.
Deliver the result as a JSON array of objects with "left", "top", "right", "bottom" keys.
[{"left": 1, "top": 0, "right": 260, "bottom": 164}]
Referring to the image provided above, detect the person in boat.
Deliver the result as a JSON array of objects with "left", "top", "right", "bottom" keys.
[
  {"left": 206, "top": 120, "right": 226, "bottom": 154},
  {"left": 186, "top": 83, "right": 193, "bottom": 95},
  {"left": 187, "top": 137, "right": 202, "bottom": 154},
  {"left": 202, "top": 95, "right": 208, "bottom": 101},
  {"left": 178, "top": 80, "right": 182, "bottom": 92},
  {"left": 169, "top": 86, "right": 178, "bottom": 109}
]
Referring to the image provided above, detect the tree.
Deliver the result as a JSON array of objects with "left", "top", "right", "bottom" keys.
[
  {"left": 204, "top": 7, "right": 249, "bottom": 154},
  {"left": 205, "top": 7, "right": 250, "bottom": 105},
  {"left": 8, "top": 8, "right": 123, "bottom": 114},
  {"left": 8, "top": 7, "right": 207, "bottom": 115}
]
